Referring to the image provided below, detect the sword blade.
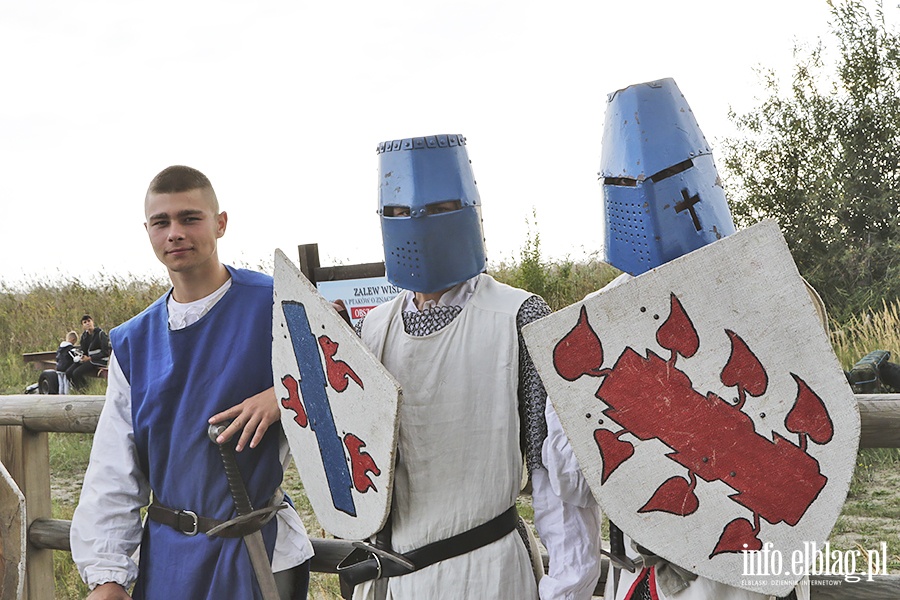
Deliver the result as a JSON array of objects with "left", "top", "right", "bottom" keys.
[
  {"left": 210, "top": 422, "right": 282, "bottom": 600},
  {"left": 244, "top": 529, "right": 282, "bottom": 600}
]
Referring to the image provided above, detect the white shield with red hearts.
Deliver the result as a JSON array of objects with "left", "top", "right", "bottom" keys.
[
  {"left": 273, "top": 249, "right": 401, "bottom": 540},
  {"left": 523, "top": 220, "right": 859, "bottom": 596}
]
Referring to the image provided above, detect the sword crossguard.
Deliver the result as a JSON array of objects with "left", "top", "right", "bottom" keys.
[
  {"left": 600, "top": 548, "right": 640, "bottom": 573},
  {"left": 351, "top": 541, "right": 416, "bottom": 571},
  {"left": 205, "top": 503, "right": 287, "bottom": 537}
]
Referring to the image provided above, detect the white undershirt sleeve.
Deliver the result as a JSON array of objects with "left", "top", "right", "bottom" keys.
[
  {"left": 533, "top": 400, "right": 604, "bottom": 600},
  {"left": 70, "top": 352, "right": 150, "bottom": 590}
]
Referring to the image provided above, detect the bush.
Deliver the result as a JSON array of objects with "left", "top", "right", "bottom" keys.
[{"left": 490, "top": 217, "right": 619, "bottom": 310}]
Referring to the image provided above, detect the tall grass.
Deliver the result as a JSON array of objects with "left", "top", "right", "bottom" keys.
[
  {"left": 0, "top": 274, "right": 168, "bottom": 394},
  {"left": 831, "top": 299, "right": 900, "bottom": 371}
]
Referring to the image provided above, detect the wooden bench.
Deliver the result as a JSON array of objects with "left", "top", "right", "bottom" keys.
[{"left": 22, "top": 351, "right": 107, "bottom": 394}]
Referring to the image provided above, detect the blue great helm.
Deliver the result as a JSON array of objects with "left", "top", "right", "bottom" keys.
[
  {"left": 599, "top": 78, "right": 736, "bottom": 276},
  {"left": 376, "top": 134, "right": 486, "bottom": 293}
]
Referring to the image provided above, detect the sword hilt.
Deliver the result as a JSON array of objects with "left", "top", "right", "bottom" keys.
[
  {"left": 208, "top": 421, "right": 281, "bottom": 600},
  {"left": 209, "top": 422, "right": 254, "bottom": 515},
  {"left": 605, "top": 521, "right": 639, "bottom": 573},
  {"left": 609, "top": 521, "right": 625, "bottom": 556}
]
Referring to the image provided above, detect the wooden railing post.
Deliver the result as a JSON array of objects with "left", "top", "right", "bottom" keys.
[{"left": 0, "top": 425, "right": 54, "bottom": 599}]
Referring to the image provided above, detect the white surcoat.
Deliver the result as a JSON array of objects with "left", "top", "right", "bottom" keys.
[{"left": 356, "top": 273, "right": 538, "bottom": 600}]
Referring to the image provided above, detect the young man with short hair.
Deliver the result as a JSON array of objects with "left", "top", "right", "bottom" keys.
[{"left": 71, "top": 166, "right": 313, "bottom": 600}]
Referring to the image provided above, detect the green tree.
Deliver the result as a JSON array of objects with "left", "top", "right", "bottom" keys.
[{"left": 722, "top": 0, "right": 900, "bottom": 321}]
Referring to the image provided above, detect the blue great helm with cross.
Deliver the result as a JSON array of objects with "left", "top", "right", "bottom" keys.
[
  {"left": 599, "top": 78, "right": 736, "bottom": 276},
  {"left": 376, "top": 134, "right": 486, "bottom": 293}
]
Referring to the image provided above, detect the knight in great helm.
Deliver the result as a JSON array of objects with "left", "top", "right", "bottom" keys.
[
  {"left": 541, "top": 79, "right": 811, "bottom": 600},
  {"left": 344, "top": 134, "right": 603, "bottom": 600},
  {"left": 600, "top": 77, "right": 735, "bottom": 277}
]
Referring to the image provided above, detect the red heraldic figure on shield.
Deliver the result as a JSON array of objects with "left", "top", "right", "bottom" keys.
[
  {"left": 552, "top": 289, "right": 832, "bottom": 557},
  {"left": 319, "top": 335, "right": 365, "bottom": 392}
]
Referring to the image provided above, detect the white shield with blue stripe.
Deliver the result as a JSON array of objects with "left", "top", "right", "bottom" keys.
[{"left": 273, "top": 249, "right": 401, "bottom": 540}]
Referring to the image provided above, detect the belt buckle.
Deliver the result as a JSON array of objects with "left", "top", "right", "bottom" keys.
[{"left": 177, "top": 509, "right": 199, "bottom": 536}]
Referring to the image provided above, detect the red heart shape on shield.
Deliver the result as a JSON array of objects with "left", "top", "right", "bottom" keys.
[
  {"left": 639, "top": 475, "right": 699, "bottom": 516},
  {"left": 594, "top": 428, "right": 634, "bottom": 484},
  {"left": 710, "top": 517, "right": 763, "bottom": 558}
]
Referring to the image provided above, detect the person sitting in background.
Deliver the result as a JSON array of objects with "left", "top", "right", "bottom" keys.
[
  {"left": 65, "top": 315, "right": 110, "bottom": 389},
  {"left": 55, "top": 330, "right": 80, "bottom": 395}
]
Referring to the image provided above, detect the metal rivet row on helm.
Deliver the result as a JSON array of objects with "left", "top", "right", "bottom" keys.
[{"left": 379, "top": 134, "right": 467, "bottom": 153}]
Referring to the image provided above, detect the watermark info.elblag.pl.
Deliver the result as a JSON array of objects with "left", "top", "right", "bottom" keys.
[{"left": 741, "top": 541, "right": 891, "bottom": 586}]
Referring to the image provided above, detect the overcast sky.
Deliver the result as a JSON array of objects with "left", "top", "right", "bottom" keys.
[{"left": 1, "top": 0, "right": 875, "bottom": 287}]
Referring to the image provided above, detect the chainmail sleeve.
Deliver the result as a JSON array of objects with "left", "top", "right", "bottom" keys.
[{"left": 517, "top": 295, "right": 552, "bottom": 473}]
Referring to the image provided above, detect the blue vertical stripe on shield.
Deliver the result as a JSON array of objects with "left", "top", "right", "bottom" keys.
[{"left": 281, "top": 300, "right": 356, "bottom": 517}]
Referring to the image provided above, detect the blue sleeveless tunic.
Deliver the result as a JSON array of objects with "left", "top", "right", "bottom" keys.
[{"left": 111, "top": 267, "right": 282, "bottom": 600}]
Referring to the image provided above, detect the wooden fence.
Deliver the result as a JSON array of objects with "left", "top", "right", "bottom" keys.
[{"left": 0, "top": 394, "right": 898, "bottom": 599}]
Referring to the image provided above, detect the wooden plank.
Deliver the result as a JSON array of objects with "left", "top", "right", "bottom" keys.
[
  {"left": 20, "top": 352, "right": 55, "bottom": 372},
  {"left": 856, "top": 396, "right": 900, "bottom": 449},
  {"left": 809, "top": 575, "right": 900, "bottom": 599},
  {"left": 313, "top": 262, "right": 386, "bottom": 283},
  {"left": 297, "top": 243, "right": 321, "bottom": 285},
  {"left": 22, "top": 429, "right": 53, "bottom": 599},
  {"left": 21, "top": 352, "right": 55, "bottom": 365},
  {"left": 0, "top": 396, "right": 104, "bottom": 433},
  {"left": 27, "top": 519, "right": 70, "bottom": 552},
  {"left": 0, "top": 394, "right": 896, "bottom": 445},
  {"left": 0, "top": 459, "right": 25, "bottom": 600},
  {"left": 296, "top": 242, "right": 385, "bottom": 284}
]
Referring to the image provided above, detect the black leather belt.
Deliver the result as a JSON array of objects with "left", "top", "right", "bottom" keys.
[
  {"left": 337, "top": 505, "right": 519, "bottom": 586},
  {"left": 148, "top": 498, "right": 284, "bottom": 538}
]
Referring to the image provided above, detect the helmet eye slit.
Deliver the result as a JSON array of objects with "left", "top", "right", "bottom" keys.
[
  {"left": 425, "top": 200, "right": 463, "bottom": 215},
  {"left": 603, "top": 177, "right": 637, "bottom": 187},
  {"left": 649, "top": 158, "right": 693, "bottom": 183},
  {"left": 383, "top": 205, "right": 411, "bottom": 217}
]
